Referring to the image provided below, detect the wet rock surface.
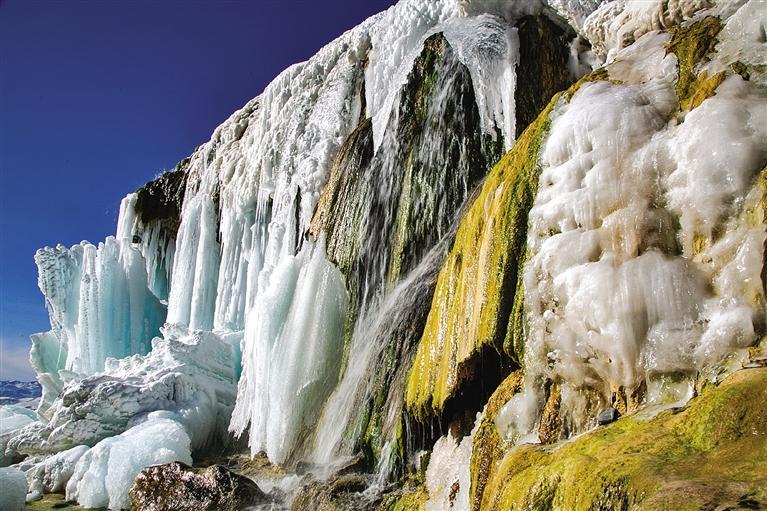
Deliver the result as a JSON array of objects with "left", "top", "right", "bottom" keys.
[
  {"left": 597, "top": 407, "right": 621, "bottom": 426},
  {"left": 128, "top": 461, "right": 268, "bottom": 511}
]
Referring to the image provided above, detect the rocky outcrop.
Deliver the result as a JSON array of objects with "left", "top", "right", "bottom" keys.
[
  {"left": 128, "top": 462, "right": 267, "bottom": 511},
  {"left": 478, "top": 368, "right": 767, "bottom": 511}
]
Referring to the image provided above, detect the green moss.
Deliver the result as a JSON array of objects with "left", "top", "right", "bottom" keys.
[
  {"left": 469, "top": 371, "right": 524, "bottom": 511},
  {"left": 665, "top": 17, "right": 723, "bottom": 105},
  {"left": 379, "top": 484, "right": 429, "bottom": 511},
  {"left": 479, "top": 369, "right": 767, "bottom": 511}
]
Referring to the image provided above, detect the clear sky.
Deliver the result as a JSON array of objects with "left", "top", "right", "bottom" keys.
[{"left": 0, "top": 0, "right": 396, "bottom": 380}]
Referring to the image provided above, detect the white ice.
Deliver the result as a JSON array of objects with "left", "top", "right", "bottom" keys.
[
  {"left": 497, "top": 39, "right": 766, "bottom": 440},
  {"left": 65, "top": 413, "right": 192, "bottom": 510},
  {"left": 0, "top": 467, "right": 27, "bottom": 511}
]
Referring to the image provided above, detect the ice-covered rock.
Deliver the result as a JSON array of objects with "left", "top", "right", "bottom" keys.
[
  {"left": 24, "top": 445, "right": 89, "bottom": 501},
  {"left": 0, "top": 406, "right": 37, "bottom": 466},
  {"left": 0, "top": 467, "right": 27, "bottom": 511},
  {"left": 497, "top": 35, "right": 767, "bottom": 440},
  {"left": 65, "top": 413, "right": 192, "bottom": 510},
  {"left": 9, "top": 328, "right": 237, "bottom": 458}
]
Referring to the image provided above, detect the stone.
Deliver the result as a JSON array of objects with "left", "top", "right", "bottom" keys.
[
  {"left": 128, "top": 461, "right": 268, "bottom": 511},
  {"left": 597, "top": 407, "right": 621, "bottom": 426}
]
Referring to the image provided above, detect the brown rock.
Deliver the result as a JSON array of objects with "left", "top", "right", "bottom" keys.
[{"left": 128, "top": 461, "right": 268, "bottom": 511}]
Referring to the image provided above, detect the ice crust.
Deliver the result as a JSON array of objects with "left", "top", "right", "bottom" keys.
[
  {"left": 0, "top": 406, "right": 36, "bottom": 466},
  {"left": 24, "top": 445, "right": 89, "bottom": 500},
  {"left": 497, "top": 35, "right": 767, "bottom": 440}
]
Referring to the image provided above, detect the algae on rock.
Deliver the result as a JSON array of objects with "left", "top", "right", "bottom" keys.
[{"left": 479, "top": 368, "right": 767, "bottom": 511}]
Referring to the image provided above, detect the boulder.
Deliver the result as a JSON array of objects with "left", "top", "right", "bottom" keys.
[
  {"left": 597, "top": 407, "right": 621, "bottom": 426},
  {"left": 128, "top": 462, "right": 267, "bottom": 511}
]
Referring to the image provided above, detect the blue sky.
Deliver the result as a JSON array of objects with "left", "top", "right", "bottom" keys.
[{"left": 0, "top": 0, "right": 395, "bottom": 380}]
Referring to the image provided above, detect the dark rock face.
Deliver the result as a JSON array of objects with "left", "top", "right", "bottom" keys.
[
  {"left": 134, "top": 160, "right": 189, "bottom": 231},
  {"left": 291, "top": 474, "right": 374, "bottom": 511},
  {"left": 515, "top": 15, "right": 577, "bottom": 134},
  {"left": 128, "top": 461, "right": 268, "bottom": 511},
  {"left": 597, "top": 407, "right": 621, "bottom": 426}
]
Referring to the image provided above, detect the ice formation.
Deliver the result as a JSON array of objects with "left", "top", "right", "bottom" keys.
[
  {"left": 229, "top": 240, "right": 348, "bottom": 465},
  {"left": 33, "top": 236, "right": 165, "bottom": 378},
  {"left": 9, "top": 328, "right": 237, "bottom": 457},
  {"left": 4, "top": 0, "right": 766, "bottom": 508},
  {"left": 0, "top": 467, "right": 27, "bottom": 511},
  {"left": 423, "top": 415, "right": 479, "bottom": 511},
  {"left": 65, "top": 413, "right": 192, "bottom": 510},
  {"left": 498, "top": 27, "right": 767, "bottom": 440},
  {"left": 23, "top": 445, "right": 89, "bottom": 500}
]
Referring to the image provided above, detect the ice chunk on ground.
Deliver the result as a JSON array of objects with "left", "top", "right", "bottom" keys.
[
  {"left": 65, "top": 413, "right": 192, "bottom": 510},
  {"left": 7, "top": 329, "right": 237, "bottom": 458},
  {"left": 25, "top": 445, "right": 89, "bottom": 501},
  {"left": 0, "top": 406, "right": 37, "bottom": 466},
  {"left": 0, "top": 467, "right": 27, "bottom": 511}
]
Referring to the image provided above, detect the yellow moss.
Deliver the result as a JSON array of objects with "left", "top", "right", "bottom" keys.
[
  {"left": 405, "top": 68, "right": 615, "bottom": 420},
  {"left": 665, "top": 17, "right": 723, "bottom": 104},
  {"left": 25, "top": 494, "right": 97, "bottom": 511},
  {"left": 480, "top": 368, "right": 767, "bottom": 511},
  {"left": 681, "top": 70, "right": 726, "bottom": 111},
  {"left": 404, "top": 92, "right": 558, "bottom": 420},
  {"left": 468, "top": 371, "right": 525, "bottom": 511},
  {"left": 379, "top": 484, "right": 429, "bottom": 511}
]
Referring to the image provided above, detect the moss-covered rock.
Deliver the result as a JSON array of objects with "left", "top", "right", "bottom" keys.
[
  {"left": 515, "top": 15, "right": 577, "bottom": 133},
  {"left": 404, "top": 90, "right": 558, "bottom": 420},
  {"left": 665, "top": 16, "right": 722, "bottom": 106},
  {"left": 479, "top": 368, "right": 767, "bottom": 511},
  {"left": 377, "top": 479, "right": 429, "bottom": 511},
  {"left": 468, "top": 371, "right": 524, "bottom": 511}
]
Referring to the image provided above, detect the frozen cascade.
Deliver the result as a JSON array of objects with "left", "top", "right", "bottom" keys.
[
  {"left": 311, "top": 229, "right": 455, "bottom": 469},
  {"left": 33, "top": 236, "right": 165, "bottom": 378},
  {"left": 229, "top": 239, "right": 348, "bottom": 465},
  {"left": 497, "top": 34, "right": 767, "bottom": 441},
  {"left": 307, "top": 26, "right": 506, "bottom": 475}
]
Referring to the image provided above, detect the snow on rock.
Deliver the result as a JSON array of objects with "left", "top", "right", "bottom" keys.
[
  {"left": 583, "top": 0, "right": 714, "bottom": 61},
  {"left": 24, "top": 445, "right": 89, "bottom": 501},
  {"left": 8, "top": 328, "right": 237, "bottom": 458},
  {"left": 0, "top": 467, "right": 27, "bottom": 511},
  {"left": 65, "top": 413, "right": 192, "bottom": 510}
]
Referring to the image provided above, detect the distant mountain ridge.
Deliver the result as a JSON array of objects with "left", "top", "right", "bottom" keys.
[{"left": 0, "top": 380, "right": 41, "bottom": 405}]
